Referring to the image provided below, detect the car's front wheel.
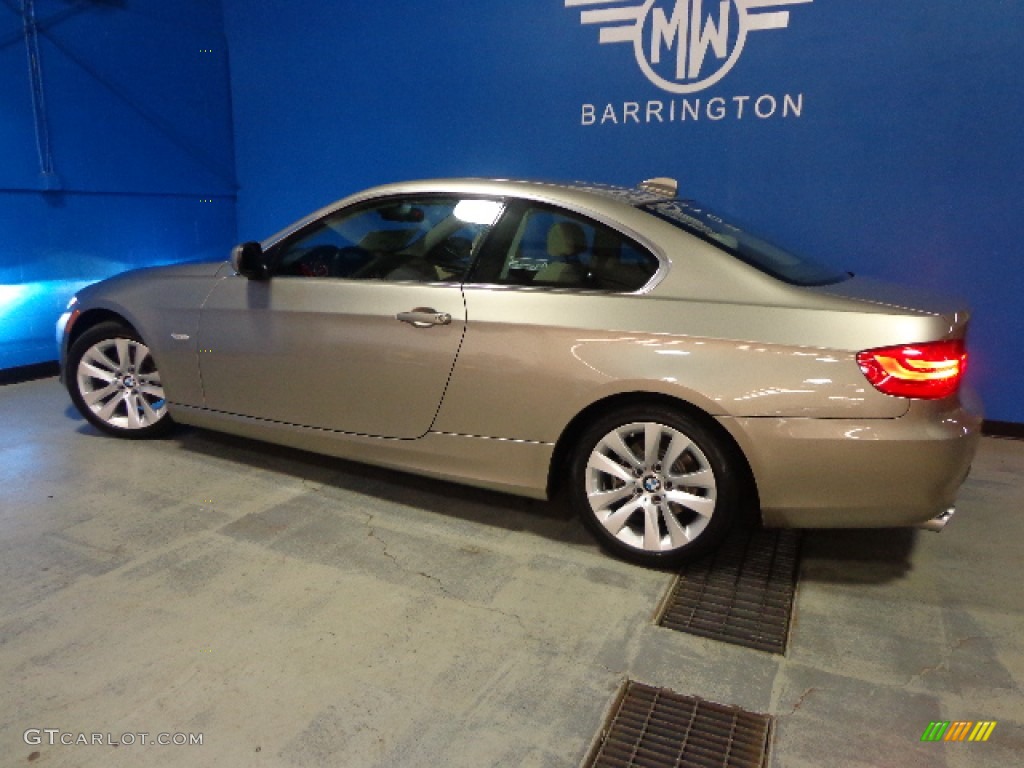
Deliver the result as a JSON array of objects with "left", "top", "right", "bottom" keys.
[
  {"left": 67, "top": 321, "right": 173, "bottom": 438},
  {"left": 569, "top": 406, "right": 745, "bottom": 568}
]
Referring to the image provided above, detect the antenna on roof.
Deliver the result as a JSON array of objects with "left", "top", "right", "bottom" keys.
[{"left": 637, "top": 177, "right": 678, "bottom": 197}]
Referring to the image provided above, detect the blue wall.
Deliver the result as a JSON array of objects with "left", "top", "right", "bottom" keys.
[
  {"left": 222, "top": 0, "right": 1024, "bottom": 422},
  {"left": 0, "top": 0, "right": 236, "bottom": 368},
  {"left": 4, "top": 2, "right": 1019, "bottom": 421}
]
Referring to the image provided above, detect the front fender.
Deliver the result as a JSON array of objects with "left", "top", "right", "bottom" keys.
[{"left": 66, "top": 265, "right": 226, "bottom": 407}]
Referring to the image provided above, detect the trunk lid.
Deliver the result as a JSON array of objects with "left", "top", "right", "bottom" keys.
[{"left": 814, "top": 275, "right": 969, "bottom": 324}]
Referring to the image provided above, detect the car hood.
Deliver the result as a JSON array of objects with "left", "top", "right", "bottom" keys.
[
  {"left": 76, "top": 260, "right": 226, "bottom": 296},
  {"left": 812, "top": 275, "right": 969, "bottom": 320},
  {"left": 129, "top": 260, "right": 226, "bottom": 279}
]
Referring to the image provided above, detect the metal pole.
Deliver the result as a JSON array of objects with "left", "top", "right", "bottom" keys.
[{"left": 22, "top": 0, "right": 59, "bottom": 189}]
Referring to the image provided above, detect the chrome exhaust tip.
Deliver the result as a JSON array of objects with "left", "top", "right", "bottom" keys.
[{"left": 919, "top": 507, "right": 956, "bottom": 532}]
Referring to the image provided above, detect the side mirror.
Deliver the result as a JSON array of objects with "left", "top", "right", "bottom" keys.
[{"left": 231, "top": 241, "right": 270, "bottom": 280}]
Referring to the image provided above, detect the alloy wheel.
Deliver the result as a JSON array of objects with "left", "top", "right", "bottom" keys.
[
  {"left": 584, "top": 421, "right": 718, "bottom": 554},
  {"left": 76, "top": 337, "right": 167, "bottom": 431}
]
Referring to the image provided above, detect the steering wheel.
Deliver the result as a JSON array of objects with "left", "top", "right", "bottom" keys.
[
  {"left": 297, "top": 245, "right": 338, "bottom": 277},
  {"left": 429, "top": 236, "right": 472, "bottom": 269}
]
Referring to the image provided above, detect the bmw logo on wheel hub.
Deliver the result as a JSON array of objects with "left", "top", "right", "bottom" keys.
[{"left": 643, "top": 475, "right": 663, "bottom": 494}]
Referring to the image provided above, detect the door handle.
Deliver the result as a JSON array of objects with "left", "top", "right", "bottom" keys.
[{"left": 396, "top": 308, "right": 452, "bottom": 328}]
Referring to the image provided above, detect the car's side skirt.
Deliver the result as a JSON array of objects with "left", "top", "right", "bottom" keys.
[{"left": 169, "top": 404, "right": 553, "bottom": 501}]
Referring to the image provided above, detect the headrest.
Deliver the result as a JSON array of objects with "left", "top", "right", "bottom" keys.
[{"left": 547, "top": 222, "right": 587, "bottom": 258}]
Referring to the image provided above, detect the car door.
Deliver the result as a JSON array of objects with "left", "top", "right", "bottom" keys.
[
  {"left": 433, "top": 201, "right": 663, "bottom": 443},
  {"left": 196, "top": 194, "right": 503, "bottom": 439}
]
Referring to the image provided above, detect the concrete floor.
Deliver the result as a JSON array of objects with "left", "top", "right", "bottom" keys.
[{"left": 1, "top": 376, "right": 1022, "bottom": 767}]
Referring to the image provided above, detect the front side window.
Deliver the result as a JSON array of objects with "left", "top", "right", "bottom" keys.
[
  {"left": 479, "top": 205, "right": 658, "bottom": 292},
  {"left": 270, "top": 196, "right": 503, "bottom": 282}
]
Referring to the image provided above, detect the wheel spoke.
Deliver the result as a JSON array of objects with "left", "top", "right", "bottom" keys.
[
  {"left": 588, "top": 484, "right": 636, "bottom": 509},
  {"left": 125, "top": 393, "right": 146, "bottom": 428},
  {"left": 668, "top": 466, "right": 716, "bottom": 490},
  {"left": 79, "top": 362, "right": 118, "bottom": 383},
  {"left": 137, "top": 394, "right": 159, "bottom": 425},
  {"left": 138, "top": 349, "right": 153, "bottom": 373},
  {"left": 643, "top": 502, "right": 662, "bottom": 551},
  {"left": 81, "top": 347, "right": 118, "bottom": 374},
  {"left": 601, "top": 429, "right": 643, "bottom": 470},
  {"left": 125, "top": 397, "right": 140, "bottom": 428},
  {"left": 662, "top": 504, "right": 693, "bottom": 548},
  {"left": 114, "top": 338, "right": 132, "bottom": 369},
  {"left": 96, "top": 392, "right": 123, "bottom": 421},
  {"left": 96, "top": 346, "right": 120, "bottom": 371},
  {"left": 665, "top": 489, "right": 716, "bottom": 518},
  {"left": 602, "top": 502, "right": 639, "bottom": 536},
  {"left": 587, "top": 451, "right": 634, "bottom": 484},
  {"left": 662, "top": 432, "right": 693, "bottom": 472},
  {"left": 83, "top": 380, "right": 119, "bottom": 406},
  {"left": 643, "top": 423, "right": 662, "bottom": 468},
  {"left": 137, "top": 384, "right": 165, "bottom": 399}
]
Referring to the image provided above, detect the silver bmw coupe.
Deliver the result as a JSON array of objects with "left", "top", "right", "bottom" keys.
[{"left": 60, "top": 177, "right": 982, "bottom": 566}]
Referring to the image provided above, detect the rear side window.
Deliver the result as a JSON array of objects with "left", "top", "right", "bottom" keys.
[
  {"left": 477, "top": 204, "right": 658, "bottom": 292},
  {"left": 642, "top": 200, "right": 849, "bottom": 286}
]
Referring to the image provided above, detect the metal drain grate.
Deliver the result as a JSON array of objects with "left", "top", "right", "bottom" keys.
[
  {"left": 657, "top": 527, "right": 800, "bottom": 654},
  {"left": 585, "top": 681, "right": 771, "bottom": 768}
]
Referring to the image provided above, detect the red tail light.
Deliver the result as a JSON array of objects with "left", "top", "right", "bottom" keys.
[{"left": 856, "top": 339, "right": 967, "bottom": 399}]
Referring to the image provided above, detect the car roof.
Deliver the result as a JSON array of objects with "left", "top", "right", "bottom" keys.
[{"left": 379, "top": 177, "right": 673, "bottom": 205}]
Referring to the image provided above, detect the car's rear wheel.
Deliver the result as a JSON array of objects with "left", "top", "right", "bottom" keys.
[
  {"left": 569, "top": 406, "right": 743, "bottom": 568},
  {"left": 67, "top": 322, "right": 173, "bottom": 438}
]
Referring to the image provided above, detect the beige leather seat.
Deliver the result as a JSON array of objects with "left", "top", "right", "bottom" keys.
[
  {"left": 535, "top": 222, "right": 588, "bottom": 284},
  {"left": 590, "top": 228, "right": 650, "bottom": 291}
]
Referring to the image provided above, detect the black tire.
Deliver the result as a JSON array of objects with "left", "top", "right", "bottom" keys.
[
  {"left": 568, "top": 405, "right": 745, "bottom": 568},
  {"left": 66, "top": 321, "right": 174, "bottom": 439}
]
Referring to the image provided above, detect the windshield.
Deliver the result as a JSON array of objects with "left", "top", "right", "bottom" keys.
[{"left": 641, "top": 200, "right": 850, "bottom": 286}]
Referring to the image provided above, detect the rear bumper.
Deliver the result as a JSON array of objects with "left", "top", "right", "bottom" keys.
[{"left": 720, "top": 392, "right": 982, "bottom": 528}]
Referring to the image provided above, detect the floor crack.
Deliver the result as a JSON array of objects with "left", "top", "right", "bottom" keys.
[
  {"left": 364, "top": 515, "right": 401, "bottom": 568},
  {"left": 783, "top": 686, "right": 818, "bottom": 717},
  {"left": 907, "top": 635, "right": 985, "bottom": 686},
  {"left": 359, "top": 513, "right": 547, "bottom": 643}
]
